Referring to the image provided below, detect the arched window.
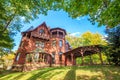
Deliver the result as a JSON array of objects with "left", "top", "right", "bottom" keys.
[
  {"left": 59, "top": 40, "right": 62, "bottom": 47},
  {"left": 16, "top": 53, "right": 21, "bottom": 61},
  {"left": 39, "top": 29, "right": 44, "bottom": 34}
]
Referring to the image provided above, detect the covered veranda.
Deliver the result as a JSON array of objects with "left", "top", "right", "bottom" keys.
[{"left": 63, "top": 45, "right": 103, "bottom": 66}]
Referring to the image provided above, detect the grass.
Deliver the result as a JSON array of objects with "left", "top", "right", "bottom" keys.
[{"left": 0, "top": 65, "right": 120, "bottom": 80}]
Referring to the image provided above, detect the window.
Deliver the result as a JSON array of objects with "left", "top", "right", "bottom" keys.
[
  {"left": 59, "top": 40, "right": 62, "bottom": 47},
  {"left": 59, "top": 52, "right": 62, "bottom": 61},
  {"left": 52, "top": 40, "right": 56, "bottom": 46},
  {"left": 34, "top": 53, "right": 39, "bottom": 62},
  {"left": 59, "top": 55, "right": 62, "bottom": 61},
  {"left": 59, "top": 32, "right": 63, "bottom": 36},
  {"left": 35, "top": 41, "right": 39, "bottom": 47},
  {"left": 52, "top": 31, "right": 57, "bottom": 35},
  {"left": 39, "top": 42, "right": 44, "bottom": 48},
  {"left": 27, "top": 33, "right": 31, "bottom": 38},
  {"left": 39, "top": 29, "right": 44, "bottom": 34},
  {"left": 16, "top": 53, "right": 21, "bottom": 61},
  {"left": 26, "top": 54, "right": 32, "bottom": 62},
  {"left": 20, "top": 42, "right": 24, "bottom": 47},
  {"left": 59, "top": 52, "right": 62, "bottom": 55},
  {"left": 52, "top": 52, "right": 55, "bottom": 64},
  {"left": 35, "top": 41, "right": 44, "bottom": 48}
]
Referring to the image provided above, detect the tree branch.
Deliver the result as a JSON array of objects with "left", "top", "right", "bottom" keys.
[{"left": 1, "top": 16, "right": 15, "bottom": 34}]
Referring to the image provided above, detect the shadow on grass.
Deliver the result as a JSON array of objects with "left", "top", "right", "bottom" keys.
[
  {"left": 77, "top": 65, "right": 120, "bottom": 80},
  {"left": 27, "top": 67, "right": 60, "bottom": 80},
  {"left": 63, "top": 66, "right": 77, "bottom": 80},
  {"left": 41, "top": 71, "right": 63, "bottom": 80},
  {"left": 12, "top": 73, "right": 26, "bottom": 80},
  {"left": 0, "top": 70, "right": 16, "bottom": 78}
]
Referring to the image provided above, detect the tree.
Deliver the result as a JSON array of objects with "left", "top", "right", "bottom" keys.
[
  {"left": 0, "top": 0, "right": 62, "bottom": 54},
  {"left": 106, "top": 26, "right": 120, "bottom": 66},
  {"left": 1, "top": 0, "right": 119, "bottom": 56},
  {"left": 81, "top": 31, "right": 107, "bottom": 46},
  {"left": 63, "top": 0, "right": 120, "bottom": 28},
  {"left": 0, "top": 52, "right": 15, "bottom": 70},
  {"left": 1, "top": 0, "right": 119, "bottom": 36},
  {"left": 65, "top": 33, "right": 82, "bottom": 48}
]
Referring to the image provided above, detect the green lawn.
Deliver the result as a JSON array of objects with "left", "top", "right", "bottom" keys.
[{"left": 0, "top": 65, "right": 120, "bottom": 80}]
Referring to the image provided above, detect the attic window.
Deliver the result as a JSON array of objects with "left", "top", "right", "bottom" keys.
[{"left": 39, "top": 29, "right": 44, "bottom": 34}]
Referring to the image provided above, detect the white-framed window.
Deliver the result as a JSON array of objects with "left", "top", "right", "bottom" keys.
[
  {"left": 16, "top": 53, "right": 21, "bottom": 61},
  {"left": 59, "top": 40, "right": 62, "bottom": 47}
]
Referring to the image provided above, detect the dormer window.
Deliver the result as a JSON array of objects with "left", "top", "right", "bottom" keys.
[{"left": 39, "top": 29, "right": 44, "bottom": 34}]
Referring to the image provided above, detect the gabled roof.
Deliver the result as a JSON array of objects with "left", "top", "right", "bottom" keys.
[
  {"left": 22, "top": 22, "right": 48, "bottom": 33},
  {"left": 23, "top": 26, "right": 34, "bottom": 33}
]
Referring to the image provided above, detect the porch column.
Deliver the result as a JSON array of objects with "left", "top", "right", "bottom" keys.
[
  {"left": 71, "top": 53, "right": 73, "bottom": 65},
  {"left": 99, "top": 52, "right": 103, "bottom": 65},
  {"left": 48, "top": 55, "right": 52, "bottom": 67},
  {"left": 89, "top": 55, "right": 93, "bottom": 65},
  {"left": 73, "top": 55, "right": 76, "bottom": 65},
  {"left": 81, "top": 52, "right": 84, "bottom": 65}
]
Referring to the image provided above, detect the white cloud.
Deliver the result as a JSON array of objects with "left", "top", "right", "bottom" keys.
[
  {"left": 76, "top": 16, "right": 85, "bottom": 21},
  {"left": 70, "top": 32, "right": 81, "bottom": 36},
  {"left": 20, "top": 16, "right": 25, "bottom": 21}
]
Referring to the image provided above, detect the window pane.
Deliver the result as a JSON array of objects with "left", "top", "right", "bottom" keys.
[
  {"left": 34, "top": 53, "right": 39, "bottom": 62},
  {"left": 59, "top": 40, "right": 62, "bottom": 47},
  {"left": 59, "top": 52, "right": 62, "bottom": 55},
  {"left": 35, "top": 41, "right": 44, "bottom": 48},
  {"left": 52, "top": 52, "right": 55, "bottom": 64},
  {"left": 52, "top": 40, "right": 56, "bottom": 46},
  {"left": 16, "top": 53, "right": 21, "bottom": 61},
  {"left": 39, "top": 29, "right": 44, "bottom": 34}
]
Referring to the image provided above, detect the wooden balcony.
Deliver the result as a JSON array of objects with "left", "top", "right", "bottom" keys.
[
  {"left": 31, "top": 33, "right": 50, "bottom": 40},
  {"left": 51, "top": 35, "right": 64, "bottom": 39}
]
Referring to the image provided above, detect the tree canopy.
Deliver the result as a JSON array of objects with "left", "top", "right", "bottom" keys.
[
  {"left": 0, "top": 0, "right": 119, "bottom": 56},
  {"left": 106, "top": 26, "right": 120, "bottom": 65},
  {"left": 66, "top": 31, "right": 107, "bottom": 49},
  {"left": 63, "top": 0, "right": 120, "bottom": 28}
]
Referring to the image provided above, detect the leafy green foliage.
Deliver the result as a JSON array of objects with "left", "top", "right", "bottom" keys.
[
  {"left": 0, "top": 0, "right": 62, "bottom": 55},
  {"left": 63, "top": 0, "right": 120, "bottom": 28},
  {"left": 81, "top": 31, "right": 107, "bottom": 46},
  {"left": 66, "top": 31, "right": 107, "bottom": 48},
  {"left": 106, "top": 26, "right": 120, "bottom": 66}
]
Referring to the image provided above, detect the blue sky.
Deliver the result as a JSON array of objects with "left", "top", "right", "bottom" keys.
[{"left": 13, "top": 10, "right": 106, "bottom": 51}]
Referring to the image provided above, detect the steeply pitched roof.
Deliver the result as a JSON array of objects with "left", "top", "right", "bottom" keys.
[
  {"left": 23, "top": 26, "right": 34, "bottom": 33},
  {"left": 22, "top": 22, "right": 48, "bottom": 33}
]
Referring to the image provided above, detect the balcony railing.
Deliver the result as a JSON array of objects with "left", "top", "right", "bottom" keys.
[{"left": 32, "top": 33, "right": 50, "bottom": 40}]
